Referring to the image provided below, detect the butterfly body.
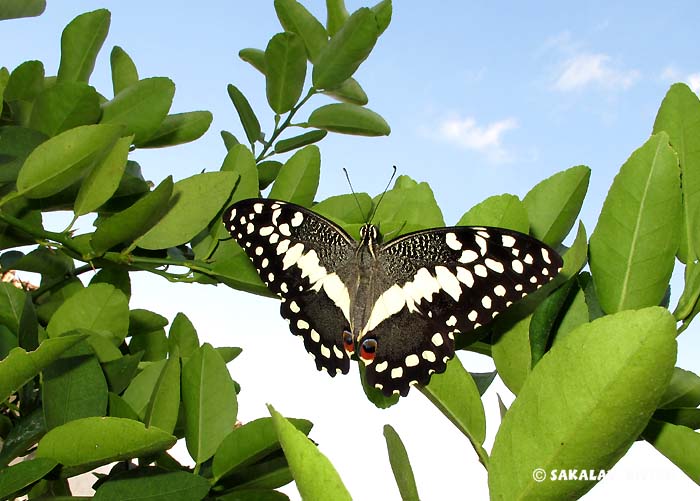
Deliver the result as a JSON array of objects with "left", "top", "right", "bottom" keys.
[{"left": 223, "top": 198, "right": 562, "bottom": 396}]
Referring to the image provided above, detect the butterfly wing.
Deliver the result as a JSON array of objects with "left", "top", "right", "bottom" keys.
[
  {"left": 223, "top": 199, "right": 357, "bottom": 375},
  {"left": 363, "top": 226, "right": 563, "bottom": 396}
]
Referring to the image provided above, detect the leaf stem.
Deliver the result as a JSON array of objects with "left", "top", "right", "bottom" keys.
[{"left": 256, "top": 87, "right": 317, "bottom": 162}]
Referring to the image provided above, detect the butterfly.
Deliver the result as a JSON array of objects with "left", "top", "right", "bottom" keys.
[{"left": 223, "top": 198, "right": 562, "bottom": 396}]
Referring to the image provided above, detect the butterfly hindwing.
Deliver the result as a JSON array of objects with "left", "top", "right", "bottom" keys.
[
  {"left": 223, "top": 199, "right": 356, "bottom": 373},
  {"left": 363, "top": 226, "right": 563, "bottom": 396}
]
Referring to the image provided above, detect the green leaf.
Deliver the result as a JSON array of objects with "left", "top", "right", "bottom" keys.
[
  {"left": 457, "top": 193, "right": 529, "bottom": 232},
  {"left": 560, "top": 221, "right": 588, "bottom": 279},
  {"left": 122, "top": 359, "right": 166, "bottom": 418},
  {"left": 18, "top": 293, "right": 38, "bottom": 352},
  {"left": 74, "top": 134, "right": 132, "bottom": 216},
  {"left": 274, "top": 130, "right": 327, "bottom": 154},
  {"left": 221, "top": 130, "right": 240, "bottom": 150},
  {"left": 217, "top": 346, "right": 243, "bottom": 363},
  {"left": 322, "top": 77, "right": 368, "bottom": 105},
  {"left": 102, "top": 351, "right": 143, "bottom": 394},
  {"left": 239, "top": 48, "right": 266, "bottom": 74},
  {"left": 57, "top": 9, "right": 110, "bottom": 84},
  {"left": 383, "top": 424, "right": 420, "bottom": 501},
  {"left": 129, "top": 328, "right": 168, "bottom": 362},
  {"left": 675, "top": 261, "right": 700, "bottom": 322},
  {"left": 419, "top": 357, "right": 488, "bottom": 462},
  {"left": 471, "top": 370, "right": 498, "bottom": 396},
  {"left": 371, "top": 176, "right": 444, "bottom": 235},
  {"left": 658, "top": 368, "right": 700, "bottom": 409},
  {"left": 182, "top": 344, "right": 238, "bottom": 464},
  {"left": 0, "top": 126, "right": 47, "bottom": 183},
  {"left": 91, "top": 264, "right": 132, "bottom": 298},
  {"left": 101, "top": 77, "right": 175, "bottom": 144},
  {"left": 215, "top": 490, "right": 289, "bottom": 501},
  {"left": 653, "top": 408, "right": 700, "bottom": 430},
  {"left": 522, "top": 165, "right": 590, "bottom": 247},
  {"left": 35, "top": 417, "right": 176, "bottom": 473},
  {"left": 313, "top": 192, "right": 372, "bottom": 225},
  {"left": 129, "top": 309, "right": 169, "bottom": 336},
  {"left": 213, "top": 145, "right": 260, "bottom": 241},
  {"left": 228, "top": 84, "right": 261, "bottom": 145},
  {"left": 265, "top": 32, "right": 306, "bottom": 114},
  {"left": 307, "top": 103, "right": 390, "bottom": 136},
  {"left": 16, "top": 123, "right": 122, "bottom": 199},
  {"left": 212, "top": 417, "right": 313, "bottom": 482},
  {"left": 590, "top": 134, "right": 681, "bottom": 314},
  {"left": 0, "top": 67, "right": 8, "bottom": 116},
  {"left": 258, "top": 160, "right": 283, "bottom": 190},
  {"left": 529, "top": 279, "right": 576, "bottom": 367},
  {"left": 313, "top": 7, "right": 378, "bottom": 90},
  {"left": 93, "top": 468, "right": 210, "bottom": 501},
  {"left": 269, "top": 405, "right": 351, "bottom": 500},
  {"left": 168, "top": 313, "right": 199, "bottom": 359},
  {"left": 110, "top": 45, "right": 139, "bottom": 96},
  {"left": 371, "top": 0, "right": 392, "bottom": 35},
  {"left": 144, "top": 355, "right": 180, "bottom": 435},
  {"left": 29, "top": 82, "right": 101, "bottom": 136},
  {"left": 0, "top": 333, "right": 88, "bottom": 403},
  {"left": 488, "top": 308, "right": 677, "bottom": 500},
  {"left": 42, "top": 343, "right": 108, "bottom": 429},
  {"left": 552, "top": 281, "right": 589, "bottom": 344},
  {"left": 0, "top": 458, "right": 57, "bottom": 501},
  {"left": 275, "top": 0, "right": 328, "bottom": 62},
  {"left": 135, "top": 111, "right": 213, "bottom": 148},
  {"left": 0, "top": 281, "right": 26, "bottom": 334},
  {"left": 268, "top": 145, "right": 320, "bottom": 206},
  {"left": 4, "top": 60, "right": 44, "bottom": 104},
  {"left": 210, "top": 239, "right": 272, "bottom": 297},
  {"left": 492, "top": 314, "right": 532, "bottom": 395},
  {"left": 0, "top": 409, "right": 46, "bottom": 468},
  {"left": 642, "top": 419, "right": 700, "bottom": 484},
  {"left": 325, "top": 0, "right": 349, "bottom": 37},
  {"left": 136, "top": 171, "right": 238, "bottom": 250},
  {"left": 0, "top": 0, "right": 45, "bottom": 20},
  {"left": 47, "top": 283, "right": 129, "bottom": 344},
  {"left": 108, "top": 393, "right": 139, "bottom": 420},
  {"left": 653, "top": 83, "right": 700, "bottom": 263},
  {"left": 91, "top": 176, "right": 174, "bottom": 254}
]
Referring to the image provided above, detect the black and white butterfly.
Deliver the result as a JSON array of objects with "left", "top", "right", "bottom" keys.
[{"left": 223, "top": 198, "right": 562, "bottom": 396}]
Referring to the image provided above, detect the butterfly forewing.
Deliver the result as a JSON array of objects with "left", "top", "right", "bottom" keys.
[
  {"left": 362, "top": 226, "right": 563, "bottom": 396},
  {"left": 223, "top": 199, "right": 356, "bottom": 375}
]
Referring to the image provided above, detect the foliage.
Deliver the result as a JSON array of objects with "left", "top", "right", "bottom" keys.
[{"left": 0, "top": 2, "right": 698, "bottom": 500}]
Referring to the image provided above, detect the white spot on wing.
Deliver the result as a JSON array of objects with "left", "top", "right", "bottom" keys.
[
  {"left": 512, "top": 260, "right": 524, "bottom": 273},
  {"left": 502, "top": 235, "right": 516, "bottom": 247},
  {"left": 485, "top": 258, "right": 504, "bottom": 273},
  {"left": 459, "top": 249, "right": 479, "bottom": 264},
  {"left": 435, "top": 266, "right": 461, "bottom": 301},
  {"left": 333, "top": 345, "right": 344, "bottom": 359},
  {"left": 494, "top": 285, "right": 506, "bottom": 297},
  {"left": 310, "top": 330, "right": 320, "bottom": 342},
  {"left": 431, "top": 333, "right": 444, "bottom": 346},
  {"left": 320, "top": 345, "right": 331, "bottom": 358},
  {"left": 456, "top": 267, "right": 474, "bottom": 287},
  {"left": 282, "top": 243, "right": 304, "bottom": 270},
  {"left": 422, "top": 350, "right": 436, "bottom": 362},
  {"left": 542, "top": 248, "right": 551, "bottom": 264},
  {"left": 482, "top": 296, "right": 492, "bottom": 309},
  {"left": 446, "top": 315, "right": 457, "bottom": 326},
  {"left": 290, "top": 301, "right": 300, "bottom": 313},
  {"left": 375, "top": 361, "right": 388, "bottom": 373},
  {"left": 474, "top": 264, "right": 488, "bottom": 277},
  {"left": 259, "top": 226, "right": 274, "bottom": 237},
  {"left": 405, "top": 354, "right": 420, "bottom": 367},
  {"left": 445, "top": 232, "right": 462, "bottom": 250},
  {"left": 468, "top": 310, "right": 478, "bottom": 321},
  {"left": 475, "top": 235, "right": 488, "bottom": 255},
  {"left": 279, "top": 223, "right": 291, "bottom": 236},
  {"left": 291, "top": 212, "right": 304, "bottom": 227},
  {"left": 391, "top": 367, "right": 403, "bottom": 379},
  {"left": 276, "top": 239, "right": 290, "bottom": 255},
  {"left": 253, "top": 203, "right": 263, "bottom": 214},
  {"left": 297, "top": 319, "right": 309, "bottom": 329}
]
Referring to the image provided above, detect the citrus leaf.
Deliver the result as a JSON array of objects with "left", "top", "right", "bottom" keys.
[
  {"left": 35, "top": 417, "right": 176, "bottom": 473},
  {"left": 94, "top": 468, "right": 210, "bottom": 501},
  {"left": 135, "top": 111, "right": 212, "bottom": 148},
  {"left": 182, "top": 344, "right": 238, "bottom": 464},
  {"left": 101, "top": 77, "right": 175, "bottom": 143},
  {"left": 144, "top": 354, "right": 180, "bottom": 435},
  {"left": 522, "top": 165, "right": 590, "bottom": 247},
  {"left": 383, "top": 424, "right": 419, "bottom": 501},
  {"left": 653, "top": 83, "right": 700, "bottom": 263},
  {"left": 16, "top": 123, "right": 121, "bottom": 199},
  {"left": 642, "top": 419, "right": 700, "bottom": 485},
  {"left": 274, "top": 0, "right": 328, "bottom": 62},
  {"left": 325, "top": 0, "right": 349, "bottom": 36},
  {"left": 0, "top": 0, "right": 45, "bottom": 20},
  {"left": 269, "top": 405, "right": 351, "bottom": 500},
  {"left": 110, "top": 45, "right": 139, "bottom": 96},
  {"left": 91, "top": 176, "right": 174, "bottom": 254},
  {"left": 268, "top": 145, "right": 320, "bottom": 206},
  {"left": 489, "top": 307, "right": 677, "bottom": 500},
  {"left": 29, "top": 82, "right": 101, "bottom": 136},
  {"left": 0, "top": 333, "right": 87, "bottom": 403},
  {"left": 307, "top": 103, "right": 390, "bottom": 136},
  {"left": 136, "top": 171, "right": 237, "bottom": 250},
  {"left": 239, "top": 48, "right": 266, "bottom": 75},
  {"left": 589, "top": 133, "right": 681, "bottom": 314},
  {"left": 457, "top": 193, "right": 529, "bottom": 233},
  {"left": 0, "top": 458, "right": 57, "bottom": 501},
  {"left": 322, "top": 77, "right": 368, "bottom": 105},
  {"left": 74, "top": 134, "right": 132, "bottom": 216},
  {"left": 274, "top": 130, "right": 327, "bottom": 154},
  {"left": 228, "top": 84, "right": 261, "bottom": 145},
  {"left": 312, "top": 8, "right": 378, "bottom": 90},
  {"left": 57, "top": 9, "right": 110, "bottom": 83}
]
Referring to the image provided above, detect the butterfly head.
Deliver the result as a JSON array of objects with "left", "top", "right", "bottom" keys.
[{"left": 359, "top": 223, "right": 381, "bottom": 245}]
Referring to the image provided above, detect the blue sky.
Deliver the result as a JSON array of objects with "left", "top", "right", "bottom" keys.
[{"left": 2, "top": 1, "right": 700, "bottom": 499}]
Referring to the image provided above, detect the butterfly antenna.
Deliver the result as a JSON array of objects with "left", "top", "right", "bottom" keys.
[
  {"left": 343, "top": 167, "right": 368, "bottom": 223},
  {"left": 368, "top": 165, "right": 397, "bottom": 225}
]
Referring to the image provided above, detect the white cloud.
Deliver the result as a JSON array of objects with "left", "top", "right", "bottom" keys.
[
  {"left": 554, "top": 53, "right": 639, "bottom": 91},
  {"left": 687, "top": 73, "right": 700, "bottom": 93},
  {"left": 438, "top": 116, "right": 518, "bottom": 162}
]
